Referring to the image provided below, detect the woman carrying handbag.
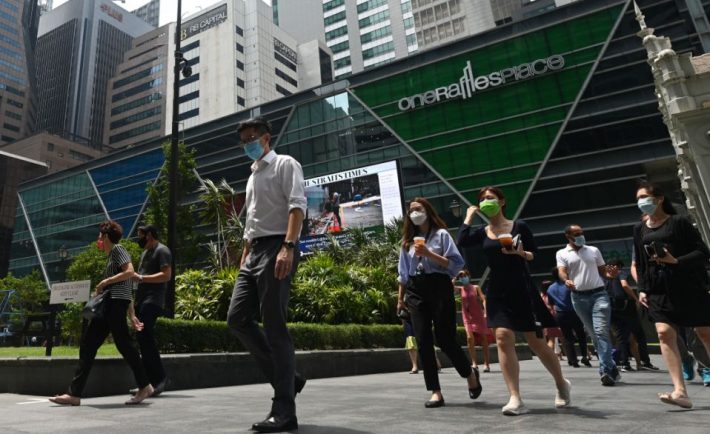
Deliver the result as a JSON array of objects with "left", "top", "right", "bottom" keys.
[{"left": 50, "top": 220, "right": 153, "bottom": 406}]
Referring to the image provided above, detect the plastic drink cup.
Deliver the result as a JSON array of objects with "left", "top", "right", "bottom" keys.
[
  {"left": 414, "top": 237, "right": 425, "bottom": 255},
  {"left": 498, "top": 233, "right": 514, "bottom": 250}
]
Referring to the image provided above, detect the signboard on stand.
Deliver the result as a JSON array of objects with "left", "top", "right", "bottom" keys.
[{"left": 50, "top": 280, "right": 91, "bottom": 305}]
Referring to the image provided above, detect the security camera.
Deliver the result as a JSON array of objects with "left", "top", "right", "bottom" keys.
[{"left": 181, "top": 64, "right": 192, "bottom": 78}]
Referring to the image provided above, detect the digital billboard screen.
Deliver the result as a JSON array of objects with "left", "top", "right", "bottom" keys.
[{"left": 300, "top": 160, "right": 403, "bottom": 253}]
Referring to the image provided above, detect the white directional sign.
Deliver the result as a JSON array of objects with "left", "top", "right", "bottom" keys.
[{"left": 50, "top": 280, "right": 91, "bottom": 305}]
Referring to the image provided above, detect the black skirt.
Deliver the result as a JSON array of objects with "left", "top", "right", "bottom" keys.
[
  {"left": 487, "top": 285, "right": 556, "bottom": 332},
  {"left": 648, "top": 288, "right": 710, "bottom": 327}
]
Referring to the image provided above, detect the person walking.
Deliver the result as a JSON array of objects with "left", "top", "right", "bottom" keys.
[
  {"left": 633, "top": 181, "right": 710, "bottom": 409},
  {"left": 396, "top": 197, "right": 481, "bottom": 408},
  {"left": 454, "top": 269, "right": 491, "bottom": 372},
  {"left": 540, "top": 282, "right": 564, "bottom": 361},
  {"left": 130, "top": 224, "right": 172, "bottom": 396},
  {"left": 49, "top": 221, "right": 153, "bottom": 406},
  {"left": 547, "top": 268, "right": 591, "bottom": 368},
  {"left": 556, "top": 224, "right": 619, "bottom": 386},
  {"left": 604, "top": 258, "right": 658, "bottom": 372},
  {"left": 458, "top": 187, "right": 570, "bottom": 415},
  {"left": 226, "top": 117, "right": 307, "bottom": 432}
]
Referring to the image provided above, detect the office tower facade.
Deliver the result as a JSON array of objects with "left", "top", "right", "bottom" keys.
[
  {"left": 411, "top": 0, "right": 495, "bottom": 50},
  {"left": 105, "top": 0, "right": 331, "bottom": 147},
  {"left": 0, "top": 0, "right": 41, "bottom": 145},
  {"left": 35, "top": 0, "right": 153, "bottom": 146},
  {"left": 104, "top": 23, "right": 171, "bottom": 148},
  {"left": 132, "top": 0, "right": 160, "bottom": 27}
]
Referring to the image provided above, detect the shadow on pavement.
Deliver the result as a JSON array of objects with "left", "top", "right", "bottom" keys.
[
  {"left": 298, "top": 425, "right": 373, "bottom": 434},
  {"left": 86, "top": 403, "right": 153, "bottom": 409}
]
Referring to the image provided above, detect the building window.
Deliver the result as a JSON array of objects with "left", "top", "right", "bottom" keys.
[
  {"left": 357, "top": 0, "right": 388, "bottom": 14},
  {"left": 179, "top": 90, "right": 199, "bottom": 103},
  {"left": 334, "top": 57, "right": 351, "bottom": 69},
  {"left": 328, "top": 41, "right": 349, "bottom": 54},
  {"left": 236, "top": 42, "right": 244, "bottom": 53},
  {"left": 3, "top": 122, "right": 19, "bottom": 132},
  {"left": 110, "top": 106, "right": 162, "bottom": 129},
  {"left": 275, "top": 68, "right": 297, "bottom": 87},
  {"left": 111, "top": 93, "right": 161, "bottom": 116},
  {"left": 275, "top": 84, "right": 292, "bottom": 96},
  {"left": 324, "top": 11, "right": 345, "bottom": 27},
  {"left": 359, "top": 10, "right": 389, "bottom": 28},
  {"left": 4, "top": 110, "right": 21, "bottom": 121},
  {"left": 237, "top": 60, "right": 244, "bottom": 70},
  {"left": 362, "top": 41, "right": 394, "bottom": 60},
  {"left": 235, "top": 26, "right": 244, "bottom": 36},
  {"left": 69, "top": 150, "right": 93, "bottom": 162},
  {"left": 179, "top": 108, "right": 199, "bottom": 121},
  {"left": 47, "top": 143, "right": 54, "bottom": 152},
  {"left": 112, "top": 64, "right": 164, "bottom": 89},
  {"left": 237, "top": 96, "right": 245, "bottom": 107},
  {"left": 179, "top": 74, "right": 199, "bottom": 87},
  {"left": 237, "top": 78, "right": 245, "bottom": 88},
  {"left": 109, "top": 122, "right": 162, "bottom": 144},
  {"left": 361, "top": 26, "right": 392, "bottom": 44},
  {"left": 7, "top": 98, "right": 22, "bottom": 108},
  {"left": 274, "top": 52, "right": 297, "bottom": 72},
  {"left": 112, "top": 78, "right": 163, "bottom": 102},
  {"left": 322, "top": 0, "right": 345, "bottom": 12},
  {"left": 325, "top": 26, "right": 348, "bottom": 41}
]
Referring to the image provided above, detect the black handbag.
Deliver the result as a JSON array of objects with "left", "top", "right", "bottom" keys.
[{"left": 83, "top": 290, "right": 109, "bottom": 320}]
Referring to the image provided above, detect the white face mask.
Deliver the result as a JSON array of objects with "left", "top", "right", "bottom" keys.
[{"left": 409, "top": 210, "right": 427, "bottom": 226}]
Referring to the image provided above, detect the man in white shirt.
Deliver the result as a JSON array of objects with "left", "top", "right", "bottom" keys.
[
  {"left": 556, "top": 224, "right": 619, "bottom": 386},
  {"left": 227, "top": 117, "right": 307, "bottom": 433}
]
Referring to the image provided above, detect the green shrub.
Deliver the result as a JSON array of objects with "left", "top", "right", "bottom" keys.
[
  {"left": 174, "top": 267, "right": 237, "bottom": 321},
  {"left": 154, "top": 319, "right": 425, "bottom": 353}
]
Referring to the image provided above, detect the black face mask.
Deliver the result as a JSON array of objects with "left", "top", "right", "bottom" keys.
[{"left": 138, "top": 237, "right": 147, "bottom": 248}]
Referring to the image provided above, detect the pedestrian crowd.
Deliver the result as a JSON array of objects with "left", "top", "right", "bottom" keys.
[{"left": 46, "top": 117, "right": 710, "bottom": 433}]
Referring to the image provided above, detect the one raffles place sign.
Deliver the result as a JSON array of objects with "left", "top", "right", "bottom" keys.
[
  {"left": 50, "top": 280, "right": 91, "bottom": 305},
  {"left": 397, "top": 54, "right": 565, "bottom": 111}
]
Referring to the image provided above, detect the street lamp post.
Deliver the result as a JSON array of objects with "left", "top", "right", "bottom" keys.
[
  {"left": 46, "top": 245, "right": 68, "bottom": 357},
  {"left": 168, "top": 1, "right": 193, "bottom": 318}
]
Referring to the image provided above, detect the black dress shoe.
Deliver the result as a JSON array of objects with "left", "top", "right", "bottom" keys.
[
  {"left": 251, "top": 416, "right": 298, "bottom": 433},
  {"left": 425, "top": 399, "right": 445, "bottom": 408},
  {"left": 469, "top": 367, "right": 482, "bottom": 400},
  {"left": 295, "top": 373, "right": 306, "bottom": 396}
]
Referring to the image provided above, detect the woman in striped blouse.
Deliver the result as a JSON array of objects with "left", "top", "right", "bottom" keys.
[{"left": 50, "top": 220, "right": 153, "bottom": 406}]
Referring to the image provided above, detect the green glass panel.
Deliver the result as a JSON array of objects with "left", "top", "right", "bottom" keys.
[{"left": 352, "top": 5, "right": 622, "bottom": 216}]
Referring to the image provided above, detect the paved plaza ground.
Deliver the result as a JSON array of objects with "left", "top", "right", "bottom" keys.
[{"left": 2, "top": 355, "right": 709, "bottom": 433}]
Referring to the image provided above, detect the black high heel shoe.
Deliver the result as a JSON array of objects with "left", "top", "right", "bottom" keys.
[{"left": 469, "top": 367, "right": 482, "bottom": 399}]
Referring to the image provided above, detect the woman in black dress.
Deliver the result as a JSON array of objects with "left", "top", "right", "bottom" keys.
[
  {"left": 634, "top": 181, "right": 710, "bottom": 409},
  {"left": 457, "top": 187, "right": 570, "bottom": 415}
]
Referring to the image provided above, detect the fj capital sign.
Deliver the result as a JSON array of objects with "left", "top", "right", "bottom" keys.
[{"left": 397, "top": 54, "right": 565, "bottom": 112}]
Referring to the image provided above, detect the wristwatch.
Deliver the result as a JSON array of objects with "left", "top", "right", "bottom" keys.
[{"left": 282, "top": 240, "right": 296, "bottom": 249}]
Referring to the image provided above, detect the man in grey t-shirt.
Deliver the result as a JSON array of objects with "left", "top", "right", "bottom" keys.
[{"left": 132, "top": 224, "right": 171, "bottom": 396}]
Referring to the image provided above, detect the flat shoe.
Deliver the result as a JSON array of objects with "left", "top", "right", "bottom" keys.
[
  {"left": 502, "top": 401, "right": 529, "bottom": 416},
  {"left": 49, "top": 395, "right": 80, "bottom": 406},
  {"left": 555, "top": 379, "right": 572, "bottom": 408},
  {"left": 469, "top": 367, "right": 482, "bottom": 400},
  {"left": 425, "top": 399, "right": 445, "bottom": 408},
  {"left": 658, "top": 392, "right": 693, "bottom": 409},
  {"left": 409, "top": 369, "right": 419, "bottom": 374},
  {"left": 483, "top": 366, "right": 490, "bottom": 373},
  {"left": 125, "top": 385, "right": 154, "bottom": 405}
]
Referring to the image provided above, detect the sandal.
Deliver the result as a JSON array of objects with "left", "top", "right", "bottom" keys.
[
  {"left": 658, "top": 392, "right": 693, "bottom": 409},
  {"left": 125, "top": 385, "right": 154, "bottom": 405},
  {"left": 49, "top": 394, "right": 80, "bottom": 406}
]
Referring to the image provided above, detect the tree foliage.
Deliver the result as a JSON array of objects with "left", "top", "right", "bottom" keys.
[{"left": 144, "top": 140, "right": 201, "bottom": 268}]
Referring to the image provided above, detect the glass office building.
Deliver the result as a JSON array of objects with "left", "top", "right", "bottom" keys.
[{"left": 8, "top": 0, "right": 710, "bottom": 283}]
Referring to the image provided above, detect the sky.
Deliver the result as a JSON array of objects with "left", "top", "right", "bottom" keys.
[{"left": 51, "top": 0, "right": 272, "bottom": 26}]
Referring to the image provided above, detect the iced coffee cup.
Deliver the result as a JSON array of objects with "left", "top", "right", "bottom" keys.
[
  {"left": 498, "top": 233, "right": 514, "bottom": 250},
  {"left": 414, "top": 236, "right": 426, "bottom": 256}
]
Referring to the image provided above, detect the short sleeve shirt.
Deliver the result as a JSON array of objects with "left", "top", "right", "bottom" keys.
[
  {"left": 136, "top": 243, "right": 172, "bottom": 308},
  {"left": 556, "top": 245, "right": 605, "bottom": 291},
  {"left": 104, "top": 244, "right": 132, "bottom": 300}
]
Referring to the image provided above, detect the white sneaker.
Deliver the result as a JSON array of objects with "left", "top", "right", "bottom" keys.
[
  {"left": 555, "top": 379, "right": 572, "bottom": 408},
  {"left": 502, "top": 399, "right": 529, "bottom": 416}
]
